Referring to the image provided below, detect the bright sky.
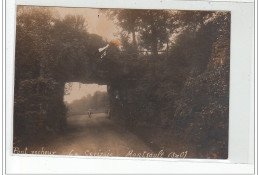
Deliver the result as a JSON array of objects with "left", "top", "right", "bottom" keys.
[
  {"left": 64, "top": 83, "right": 107, "bottom": 103},
  {"left": 54, "top": 7, "right": 117, "bottom": 41}
]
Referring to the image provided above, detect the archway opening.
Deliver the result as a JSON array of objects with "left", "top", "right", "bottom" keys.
[{"left": 64, "top": 82, "right": 109, "bottom": 116}]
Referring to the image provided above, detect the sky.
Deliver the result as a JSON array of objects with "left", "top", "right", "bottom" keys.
[
  {"left": 54, "top": 7, "right": 117, "bottom": 41},
  {"left": 64, "top": 83, "right": 107, "bottom": 103}
]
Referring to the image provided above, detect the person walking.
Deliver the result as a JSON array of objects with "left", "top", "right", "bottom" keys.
[
  {"left": 87, "top": 110, "right": 92, "bottom": 118},
  {"left": 108, "top": 109, "right": 111, "bottom": 120}
]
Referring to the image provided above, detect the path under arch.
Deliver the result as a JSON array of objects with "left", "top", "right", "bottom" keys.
[{"left": 27, "top": 113, "right": 155, "bottom": 157}]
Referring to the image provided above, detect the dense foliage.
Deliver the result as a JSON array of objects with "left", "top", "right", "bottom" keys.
[
  {"left": 107, "top": 10, "right": 230, "bottom": 158},
  {"left": 14, "top": 7, "right": 230, "bottom": 158}
]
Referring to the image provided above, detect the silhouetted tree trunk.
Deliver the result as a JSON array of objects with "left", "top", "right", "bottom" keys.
[
  {"left": 132, "top": 30, "right": 137, "bottom": 50},
  {"left": 151, "top": 25, "right": 158, "bottom": 55}
]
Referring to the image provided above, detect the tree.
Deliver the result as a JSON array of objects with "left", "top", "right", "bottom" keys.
[
  {"left": 104, "top": 9, "right": 142, "bottom": 51},
  {"left": 137, "top": 10, "right": 175, "bottom": 55},
  {"left": 15, "top": 6, "right": 56, "bottom": 89},
  {"left": 105, "top": 9, "right": 175, "bottom": 55},
  {"left": 15, "top": 6, "right": 58, "bottom": 139}
]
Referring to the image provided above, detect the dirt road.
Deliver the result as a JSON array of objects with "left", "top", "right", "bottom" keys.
[{"left": 35, "top": 113, "right": 154, "bottom": 157}]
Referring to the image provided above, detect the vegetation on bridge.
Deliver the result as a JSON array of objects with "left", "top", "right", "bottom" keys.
[{"left": 14, "top": 7, "right": 230, "bottom": 158}]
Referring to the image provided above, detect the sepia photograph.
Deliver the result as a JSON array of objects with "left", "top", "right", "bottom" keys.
[{"left": 13, "top": 6, "right": 230, "bottom": 159}]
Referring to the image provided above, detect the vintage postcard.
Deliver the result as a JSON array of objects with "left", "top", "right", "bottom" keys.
[{"left": 13, "top": 6, "right": 230, "bottom": 159}]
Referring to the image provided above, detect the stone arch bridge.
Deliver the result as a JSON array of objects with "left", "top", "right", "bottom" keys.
[{"left": 20, "top": 45, "right": 162, "bottom": 140}]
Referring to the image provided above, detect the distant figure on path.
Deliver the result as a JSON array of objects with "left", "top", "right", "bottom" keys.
[
  {"left": 108, "top": 109, "right": 111, "bottom": 120},
  {"left": 88, "top": 110, "right": 92, "bottom": 118}
]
